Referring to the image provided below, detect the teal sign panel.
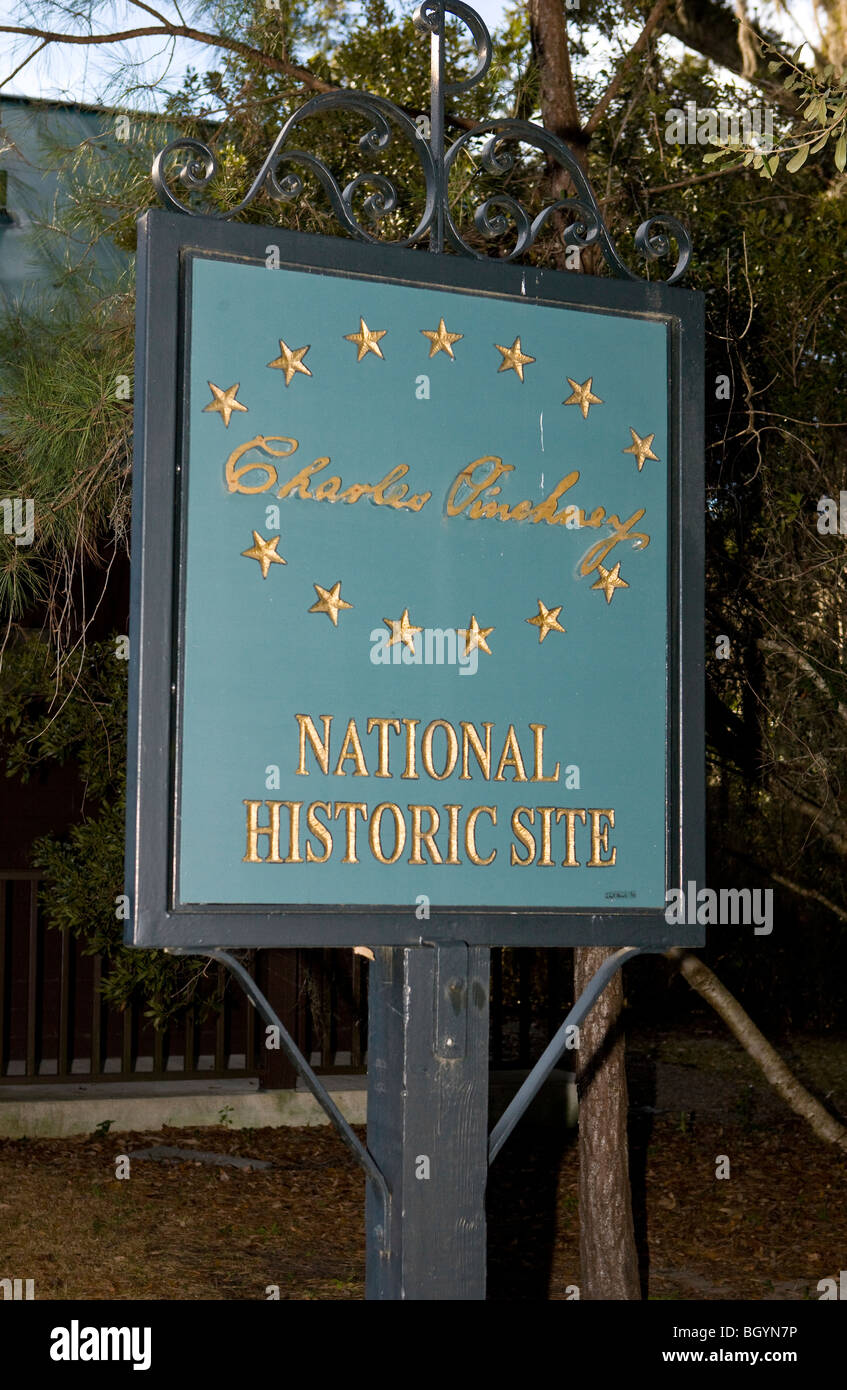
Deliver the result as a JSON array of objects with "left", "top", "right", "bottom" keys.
[
  {"left": 177, "top": 253, "right": 669, "bottom": 910},
  {"left": 127, "top": 209, "right": 704, "bottom": 946}
]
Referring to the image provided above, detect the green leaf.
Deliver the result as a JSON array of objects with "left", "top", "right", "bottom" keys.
[
  {"left": 767, "top": 154, "right": 780, "bottom": 174},
  {"left": 702, "top": 150, "right": 723, "bottom": 163},
  {"left": 768, "top": 60, "right": 782, "bottom": 72},
  {"left": 786, "top": 143, "right": 810, "bottom": 171},
  {"left": 804, "top": 96, "right": 821, "bottom": 123},
  {"left": 811, "top": 130, "right": 830, "bottom": 153},
  {"left": 836, "top": 132, "right": 847, "bottom": 170}
]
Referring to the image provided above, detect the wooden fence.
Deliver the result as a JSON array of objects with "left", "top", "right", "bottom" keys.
[{"left": 0, "top": 872, "right": 570, "bottom": 1087}]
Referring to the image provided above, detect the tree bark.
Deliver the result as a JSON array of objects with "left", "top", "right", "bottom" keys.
[
  {"left": 527, "top": 0, "right": 582, "bottom": 143},
  {"left": 574, "top": 945, "right": 641, "bottom": 1299},
  {"left": 526, "top": 1, "right": 601, "bottom": 267}
]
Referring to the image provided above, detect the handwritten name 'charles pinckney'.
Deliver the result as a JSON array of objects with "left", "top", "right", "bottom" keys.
[{"left": 223, "top": 435, "right": 650, "bottom": 579}]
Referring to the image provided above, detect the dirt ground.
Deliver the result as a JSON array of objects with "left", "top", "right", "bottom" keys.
[{"left": 1, "top": 1030, "right": 845, "bottom": 1300}]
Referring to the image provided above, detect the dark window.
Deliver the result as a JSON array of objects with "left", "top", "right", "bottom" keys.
[{"left": 0, "top": 169, "right": 13, "bottom": 225}]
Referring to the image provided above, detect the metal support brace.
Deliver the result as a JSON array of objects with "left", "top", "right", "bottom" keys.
[
  {"left": 165, "top": 948, "right": 391, "bottom": 1246},
  {"left": 170, "top": 943, "right": 645, "bottom": 1285},
  {"left": 488, "top": 945, "right": 645, "bottom": 1165}
]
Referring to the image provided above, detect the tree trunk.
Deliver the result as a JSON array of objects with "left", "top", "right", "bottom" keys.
[
  {"left": 528, "top": 0, "right": 640, "bottom": 1298},
  {"left": 574, "top": 945, "right": 641, "bottom": 1299},
  {"left": 527, "top": 0, "right": 583, "bottom": 157},
  {"left": 527, "top": 0, "right": 600, "bottom": 270}
]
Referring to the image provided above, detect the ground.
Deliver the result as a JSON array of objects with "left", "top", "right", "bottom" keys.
[{"left": 1, "top": 1030, "right": 845, "bottom": 1300}]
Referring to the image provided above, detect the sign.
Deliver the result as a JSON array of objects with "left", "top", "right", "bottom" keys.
[{"left": 126, "top": 208, "right": 704, "bottom": 947}]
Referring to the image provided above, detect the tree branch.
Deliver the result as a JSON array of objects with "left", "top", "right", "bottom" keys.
[
  {"left": 668, "top": 949, "right": 847, "bottom": 1151},
  {"left": 646, "top": 162, "right": 747, "bottom": 193},
  {"left": 660, "top": 0, "right": 801, "bottom": 109},
  {"left": 125, "top": 0, "right": 175, "bottom": 26},
  {"left": 584, "top": 0, "right": 668, "bottom": 137},
  {"left": 772, "top": 775, "right": 847, "bottom": 857},
  {"left": 0, "top": 22, "right": 336, "bottom": 95},
  {"left": 759, "top": 636, "right": 847, "bottom": 726},
  {"left": 1, "top": 38, "right": 49, "bottom": 91},
  {"left": 0, "top": 20, "right": 479, "bottom": 132},
  {"left": 770, "top": 871, "right": 847, "bottom": 924},
  {"left": 722, "top": 847, "right": 847, "bottom": 924}
]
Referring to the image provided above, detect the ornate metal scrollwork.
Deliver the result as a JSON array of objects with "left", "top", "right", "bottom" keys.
[
  {"left": 152, "top": 91, "right": 437, "bottom": 246},
  {"left": 152, "top": 0, "right": 691, "bottom": 283}
]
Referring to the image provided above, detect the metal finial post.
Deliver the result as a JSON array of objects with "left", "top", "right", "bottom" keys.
[{"left": 428, "top": 1, "right": 446, "bottom": 253}]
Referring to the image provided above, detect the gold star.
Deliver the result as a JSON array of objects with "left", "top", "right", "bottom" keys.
[
  {"left": 309, "top": 580, "right": 353, "bottom": 626},
  {"left": 563, "top": 377, "right": 603, "bottom": 419},
  {"left": 623, "top": 427, "right": 660, "bottom": 472},
  {"left": 494, "top": 336, "right": 535, "bottom": 381},
  {"left": 267, "top": 338, "right": 312, "bottom": 386},
  {"left": 458, "top": 614, "right": 494, "bottom": 656},
  {"left": 526, "top": 599, "right": 566, "bottom": 643},
  {"left": 591, "top": 563, "right": 629, "bottom": 604},
  {"left": 203, "top": 381, "right": 248, "bottom": 428},
  {"left": 344, "top": 318, "right": 387, "bottom": 361},
  {"left": 383, "top": 608, "right": 422, "bottom": 653},
  {"left": 241, "top": 531, "right": 286, "bottom": 579},
  {"left": 421, "top": 317, "right": 463, "bottom": 359}
]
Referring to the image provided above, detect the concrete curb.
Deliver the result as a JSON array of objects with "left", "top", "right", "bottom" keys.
[
  {"left": 0, "top": 1080, "right": 366, "bottom": 1138},
  {"left": 0, "top": 1069, "right": 577, "bottom": 1139}
]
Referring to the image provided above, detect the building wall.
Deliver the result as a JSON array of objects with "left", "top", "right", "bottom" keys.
[{"left": 0, "top": 95, "right": 129, "bottom": 305}]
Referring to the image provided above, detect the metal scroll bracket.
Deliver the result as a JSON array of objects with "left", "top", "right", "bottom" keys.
[
  {"left": 163, "top": 946, "right": 392, "bottom": 1256},
  {"left": 488, "top": 945, "right": 646, "bottom": 1164}
]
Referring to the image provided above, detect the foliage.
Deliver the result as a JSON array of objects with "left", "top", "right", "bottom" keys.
[
  {"left": 0, "top": 632, "right": 225, "bottom": 1024},
  {"left": 0, "top": 288, "right": 133, "bottom": 654},
  {"left": 701, "top": 43, "right": 847, "bottom": 177}
]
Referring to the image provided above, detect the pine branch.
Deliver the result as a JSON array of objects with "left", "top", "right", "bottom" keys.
[{"left": 0, "top": 21, "right": 336, "bottom": 95}]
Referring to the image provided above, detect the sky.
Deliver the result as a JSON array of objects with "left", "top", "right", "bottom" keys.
[
  {"left": 0, "top": 0, "right": 820, "bottom": 110},
  {"left": 0, "top": 0, "right": 518, "bottom": 107}
]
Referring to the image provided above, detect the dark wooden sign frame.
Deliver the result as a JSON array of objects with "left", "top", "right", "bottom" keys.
[{"left": 126, "top": 207, "right": 704, "bottom": 951}]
